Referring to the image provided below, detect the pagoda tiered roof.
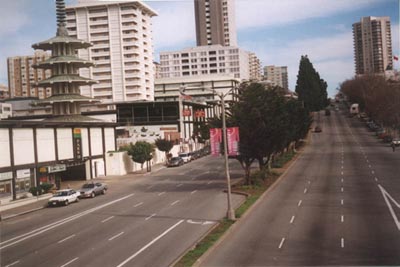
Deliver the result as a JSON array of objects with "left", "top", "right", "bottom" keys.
[
  {"left": 36, "top": 75, "right": 98, "bottom": 87},
  {"left": 34, "top": 55, "right": 94, "bottom": 69},
  {"left": 32, "top": 35, "right": 92, "bottom": 51}
]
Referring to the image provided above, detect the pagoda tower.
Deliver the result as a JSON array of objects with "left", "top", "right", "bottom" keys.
[{"left": 32, "top": 0, "right": 98, "bottom": 121}]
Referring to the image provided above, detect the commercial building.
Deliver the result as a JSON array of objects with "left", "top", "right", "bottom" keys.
[
  {"left": 263, "top": 65, "right": 289, "bottom": 89},
  {"left": 194, "top": 0, "right": 237, "bottom": 47},
  {"left": 65, "top": 0, "right": 158, "bottom": 110},
  {"left": 7, "top": 51, "right": 52, "bottom": 99},
  {"left": 353, "top": 16, "right": 393, "bottom": 75},
  {"left": 158, "top": 45, "right": 253, "bottom": 80}
]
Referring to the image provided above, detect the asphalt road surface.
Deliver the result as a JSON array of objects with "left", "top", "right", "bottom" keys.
[
  {"left": 0, "top": 156, "right": 246, "bottom": 267},
  {"left": 199, "top": 107, "right": 400, "bottom": 266}
]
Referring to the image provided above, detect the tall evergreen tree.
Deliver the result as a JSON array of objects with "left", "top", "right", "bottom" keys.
[{"left": 295, "top": 55, "right": 328, "bottom": 111}]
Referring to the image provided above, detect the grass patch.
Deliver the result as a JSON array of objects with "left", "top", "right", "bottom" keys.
[{"left": 173, "top": 150, "right": 298, "bottom": 267}]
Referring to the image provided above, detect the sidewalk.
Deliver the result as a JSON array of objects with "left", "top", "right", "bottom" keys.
[{"left": 0, "top": 163, "right": 166, "bottom": 221}]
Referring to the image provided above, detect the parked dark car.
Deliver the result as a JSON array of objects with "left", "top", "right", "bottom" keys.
[
  {"left": 79, "top": 182, "right": 107, "bottom": 198},
  {"left": 167, "top": 157, "right": 184, "bottom": 167},
  {"left": 314, "top": 126, "right": 322, "bottom": 133}
]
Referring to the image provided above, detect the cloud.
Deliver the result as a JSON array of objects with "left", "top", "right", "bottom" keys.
[
  {"left": 236, "top": 0, "right": 382, "bottom": 29},
  {"left": 241, "top": 31, "right": 354, "bottom": 95},
  {"left": 146, "top": 1, "right": 196, "bottom": 52}
]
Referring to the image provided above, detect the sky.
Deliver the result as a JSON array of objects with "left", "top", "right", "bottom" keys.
[{"left": 0, "top": 0, "right": 398, "bottom": 97}]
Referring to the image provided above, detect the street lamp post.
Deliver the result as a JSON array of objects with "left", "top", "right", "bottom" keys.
[{"left": 219, "top": 94, "right": 236, "bottom": 220}]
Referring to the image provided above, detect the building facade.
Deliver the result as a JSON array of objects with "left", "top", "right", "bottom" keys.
[
  {"left": 65, "top": 0, "right": 158, "bottom": 109},
  {"left": 158, "top": 45, "right": 250, "bottom": 80},
  {"left": 263, "top": 65, "right": 289, "bottom": 89},
  {"left": 248, "top": 52, "right": 262, "bottom": 81},
  {"left": 7, "top": 51, "right": 52, "bottom": 99},
  {"left": 194, "top": 0, "right": 237, "bottom": 47},
  {"left": 353, "top": 16, "right": 393, "bottom": 75}
]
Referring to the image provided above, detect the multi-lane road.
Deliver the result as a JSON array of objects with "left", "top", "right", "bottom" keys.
[
  {"left": 0, "top": 156, "right": 245, "bottom": 267},
  {"left": 199, "top": 107, "right": 400, "bottom": 266}
]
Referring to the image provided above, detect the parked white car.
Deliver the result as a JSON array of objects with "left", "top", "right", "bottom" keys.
[
  {"left": 48, "top": 189, "right": 80, "bottom": 207},
  {"left": 178, "top": 153, "right": 192, "bottom": 163}
]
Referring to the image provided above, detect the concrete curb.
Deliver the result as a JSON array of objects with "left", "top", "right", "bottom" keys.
[
  {"left": 193, "top": 142, "right": 310, "bottom": 267},
  {"left": 1, "top": 206, "right": 47, "bottom": 221}
]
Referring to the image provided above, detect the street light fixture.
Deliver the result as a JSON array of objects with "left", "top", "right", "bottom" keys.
[{"left": 204, "top": 87, "right": 236, "bottom": 220}]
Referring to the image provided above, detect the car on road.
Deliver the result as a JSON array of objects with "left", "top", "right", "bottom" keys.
[
  {"left": 167, "top": 157, "right": 184, "bottom": 167},
  {"left": 178, "top": 152, "right": 192, "bottom": 163},
  {"left": 79, "top": 182, "right": 107, "bottom": 198},
  {"left": 391, "top": 138, "right": 400, "bottom": 147},
  {"left": 48, "top": 189, "right": 80, "bottom": 207}
]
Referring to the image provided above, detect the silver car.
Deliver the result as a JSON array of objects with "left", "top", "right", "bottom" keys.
[{"left": 79, "top": 182, "right": 107, "bottom": 198}]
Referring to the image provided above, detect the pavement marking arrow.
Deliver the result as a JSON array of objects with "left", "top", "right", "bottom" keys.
[
  {"left": 186, "top": 219, "right": 216, "bottom": 225},
  {"left": 378, "top": 184, "right": 400, "bottom": 231}
]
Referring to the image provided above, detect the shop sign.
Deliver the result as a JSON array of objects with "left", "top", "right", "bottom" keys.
[
  {"left": 39, "top": 166, "right": 48, "bottom": 174},
  {"left": 194, "top": 110, "right": 205, "bottom": 118},
  {"left": 48, "top": 164, "right": 67, "bottom": 173},
  {"left": 16, "top": 169, "right": 31, "bottom": 179},
  {"left": 0, "top": 172, "right": 13, "bottom": 181},
  {"left": 182, "top": 109, "right": 191, "bottom": 116},
  {"left": 73, "top": 128, "right": 82, "bottom": 160}
]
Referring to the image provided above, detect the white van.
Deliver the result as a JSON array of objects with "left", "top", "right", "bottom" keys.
[
  {"left": 350, "top": 103, "right": 359, "bottom": 115},
  {"left": 178, "top": 153, "right": 192, "bottom": 163}
]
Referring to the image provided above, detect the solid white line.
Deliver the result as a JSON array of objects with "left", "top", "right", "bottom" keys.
[
  {"left": 341, "top": 215, "right": 344, "bottom": 223},
  {"left": 134, "top": 202, "right": 144, "bottom": 208},
  {"left": 5, "top": 260, "right": 20, "bottom": 267},
  {"left": 158, "top": 192, "right": 165, "bottom": 196},
  {"left": 145, "top": 214, "right": 156, "bottom": 221},
  {"left": 298, "top": 200, "right": 302, "bottom": 207},
  {"left": 375, "top": 177, "right": 379, "bottom": 182},
  {"left": 191, "top": 190, "right": 197, "bottom": 195},
  {"left": 303, "top": 188, "right": 308, "bottom": 194},
  {"left": 101, "top": 216, "right": 115, "bottom": 223},
  {"left": 378, "top": 184, "right": 400, "bottom": 231},
  {"left": 58, "top": 234, "right": 75, "bottom": 244},
  {"left": 171, "top": 200, "right": 180, "bottom": 206},
  {"left": 60, "top": 257, "right": 79, "bottom": 267},
  {"left": 116, "top": 220, "right": 184, "bottom": 267},
  {"left": 341, "top": 178, "right": 344, "bottom": 183},
  {"left": 341, "top": 238, "right": 345, "bottom": 248},
  {"left": 109, "top": 232, "right": 124, "bottom": 241},
  {"left": 290, "top": 216, "right": 295, "bottom": 224},
  {"left": 0, "top": 194, "right": 134, "bottom": 250},
  {"left": 278, "top": 238, "right": 286, "bottom": 249}
]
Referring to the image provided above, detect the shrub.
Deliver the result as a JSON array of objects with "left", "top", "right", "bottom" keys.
[
  {"left": 29, "top": 187, "right": 41, "bottom": 196},
  {"left": 40, "top": 183, "right": 54, "bottom": 193}
]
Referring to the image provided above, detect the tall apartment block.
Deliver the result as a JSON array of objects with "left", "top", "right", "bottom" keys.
[
  {"left": 353, "top": 16, "right": 393, "bottom": 75},
  {"left": 249, "top": 52, "right": 262, "bottom": 81},
  {"left": 65, "top": 0, "right": 157, "bottom": 109},
  {"left": 158, "top": 45, "right": 252, "bottom": 80},
  {"left": 263, "top": 65, "right": 289, "bottom": 90},
  {"left": 194, "top": 0, "right": 237, "bottom": 47},
  {"left": 7, "top": 51, "right": 52, "bottom": 99}
]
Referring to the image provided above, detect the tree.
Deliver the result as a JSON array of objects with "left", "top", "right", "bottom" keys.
[
  {"left": 295, "top": 55, "right": 328, "bottom": 111},
  {"left": 127, "top": 141, "right": 154, "bottom": 170},
  {"left": 155, "top": 138, "right": 174, "bottom": 163},
  {"left": 192, "top": 121, "right": 210, "bottom": 143}
]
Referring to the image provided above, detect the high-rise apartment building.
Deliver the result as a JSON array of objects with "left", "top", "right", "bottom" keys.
[
  {"left": 65, "top": 0, "right": 157, "bottom": 109},
  {"left": 353, "top": 16, "right": 393, "bottom": 75},
  {"left": 248, "top": 52, "right": 262, "bottom": 81},
  {"left": 263, "top": 65, "right": 289, "bottom": 89},
  {"left": 194, "top": 0, "right": 237, "bottom": 47},
  {"left": 158, "top": 45, "right": 251, "bottom": 80},
  {"left": 7, "top": 51, "right": 52, "bottom": 99}
]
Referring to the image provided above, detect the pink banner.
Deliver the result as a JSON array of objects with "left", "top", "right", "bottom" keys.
[
  {"left": 209, "top": 128, "right": 222, "bottom": 156},
  {"left": 227, "top": 127, "right": 240, "bottom": 156}
]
